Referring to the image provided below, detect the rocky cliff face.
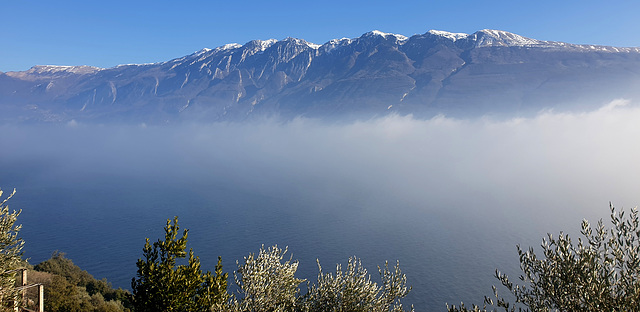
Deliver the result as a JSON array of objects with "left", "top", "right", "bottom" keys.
[{"left": 3, "top": 29, "right": 640, "bottom": 123}]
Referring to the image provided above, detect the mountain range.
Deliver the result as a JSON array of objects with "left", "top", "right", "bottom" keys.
[{"left": 2, "top": 29, "right": 640, "bottom": 123}]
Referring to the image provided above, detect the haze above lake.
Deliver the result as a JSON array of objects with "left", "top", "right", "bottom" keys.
[{"left": 3, "top": 99, "right": 640, "bottom": 309}]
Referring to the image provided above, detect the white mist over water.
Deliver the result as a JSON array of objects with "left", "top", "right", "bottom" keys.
[{"left": 2, "top": 99, "right": 640, "bottom": 310}]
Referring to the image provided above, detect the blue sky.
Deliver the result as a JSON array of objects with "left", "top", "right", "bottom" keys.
[{"left": 1, "top": 0, "right": 639, "bottom": 72}]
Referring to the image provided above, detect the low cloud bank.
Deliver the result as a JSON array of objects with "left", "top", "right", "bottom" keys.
[
  {"left": 3, "top": 99, "right": 640, "bottom": 308},
  {"left": 3, "top": 99, "right": 640, "bottom": 221}
]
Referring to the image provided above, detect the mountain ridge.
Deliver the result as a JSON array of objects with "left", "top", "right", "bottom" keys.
[
  {"left": 2, "top": 29, "right": 640, "bottom": 123},
  {"left": 11, "top": 29, "right": 640, "bottom": 74}
]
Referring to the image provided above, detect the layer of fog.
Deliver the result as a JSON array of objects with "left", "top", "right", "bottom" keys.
[
  {"left": 2, "top": 99, "right": 640, "bottom": 308},
  {"left": 6, "top": 99, "right": 639, "bottom": 217}
]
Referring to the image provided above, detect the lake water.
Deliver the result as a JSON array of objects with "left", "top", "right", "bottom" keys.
[
  {"left": 2, "top": 110, "right": 638, "bottom": 310},
  {"left": 10, "top": 179, "right": 532, "bottom": 310}
]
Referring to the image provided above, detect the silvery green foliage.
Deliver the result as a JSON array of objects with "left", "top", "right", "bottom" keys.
[
  {"left": 0, "top": 188, "right": 24, "bottom": 308},
  {"left": 233, "top": 245, "right": 304, "bottom": 312},
  {"left": 303, "top": 257, "right": 413, "bottom": 312},
  {"left": 231, "top": 246, "right": 412, "bottom": 312},
  {"left": 447, "top": 204, "right": 640, "bottom": 312}
]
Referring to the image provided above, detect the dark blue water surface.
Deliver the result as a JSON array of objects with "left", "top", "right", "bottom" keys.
[
  {"left": 4, "top": 175, "right": 549, "bottom": 311},
  {"left": 1, "top": 120, "right": 629, "bottom": 311}
]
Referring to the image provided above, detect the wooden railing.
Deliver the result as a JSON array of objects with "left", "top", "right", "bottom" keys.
[{"left": 2, "top": 268, "right": 44, "bottom": 312}]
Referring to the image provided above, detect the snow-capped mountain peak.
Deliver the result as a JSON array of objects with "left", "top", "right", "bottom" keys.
[
  {"left": 426, "top": 30, "right": 469, "bottom": 41},
  {"left": 3, "top": 27, "right": 640, "bottom": 125},
  {"left": 320, "top": 38, "right": 353, "bottom": 53},
  {"left": 362, "top": 30, "right": 408, "bottom": 42},
  {"left": 5, "top": 65, "right": 103, "bottom": 80},
  {"left": 306, "top": 41, "right": 321, "bottom": 49},
  {"left": 214, "top": 44, "right": 242, "bottom": 52},
  {"left": 248, "top": 39, "right": 278, "bottom": 51},
  {"left": 25, "top": 65, "right": 103, "bottom": 75},
  {"left": 467, "top": 29, "right": 543, "bottom": 47},
  {"left": 279, "top": 37, "right": 321, "bottom": 49}
]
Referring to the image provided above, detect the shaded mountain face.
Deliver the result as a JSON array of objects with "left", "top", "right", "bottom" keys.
[{"left": 3, "top": 29, "right": 640, "bottom": 123}]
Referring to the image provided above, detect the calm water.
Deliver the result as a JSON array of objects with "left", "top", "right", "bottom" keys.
[
  {"left": 6, "top": 176, "right": 572, "bottom": 311},
  {"left": 2, "top": 116, "right": 634, "bottom": 310}
]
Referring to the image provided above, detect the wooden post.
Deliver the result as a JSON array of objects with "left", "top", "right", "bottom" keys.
[
  {"left": 21, "top": 269, "right": 27, "bottom": 307},
  {"left": 13, "top": 269, "right": 27, "bottom": 312},
  {"left": 38, "top": 284, "right": 44, "bottom": 312},
  {"left": 21, "top": 268, "right": 27, "bottom": 285}
]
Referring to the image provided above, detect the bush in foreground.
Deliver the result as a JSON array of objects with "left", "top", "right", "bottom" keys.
[
  {"left": 0, "top": 188, "right": 23, "bottom": 311},
  {"left": 131, "top": 217, "right": 228, "bottom": 312},
  {"left": 448, "top": 204, "right": 640, "bottom": 311},
  {"left": 231, "top": 245, "right": 413, "bottom": 312},
  {"left": 232, "top": 245, "right": 303, "bottom": 312},
  {"left": 305, "top": 257, "right": 413, "bottom": 312},
  {"left": 133, "top": 218, "right": 413, "bottom": 312}
]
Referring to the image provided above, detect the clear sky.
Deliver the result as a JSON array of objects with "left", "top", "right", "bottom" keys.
[{"left": 1, "top": 0, "right": 639, "bottom": 72}]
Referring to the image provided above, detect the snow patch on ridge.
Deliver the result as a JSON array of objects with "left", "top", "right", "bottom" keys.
[
  {"left": 25, "top": 65, "right": 103, "bottom": 75},
  {"left": 427, "top": 30, "right": 469, "bottom": 41},
  {"left": 471, "top": 29, "right": 543, "bottom": 47},
  {"left": 306, "top": 42, "right": 321, "bottom": 49},
  {"left": 363, "top": 30, "right": 408, "bottom": 42},
  {"left": 253, "top": 39, "right": 278, "bottom": 51},
  {"left": 214, "top": 43, "right": 242, "bottom": 52},
  {"left": 321, "top": 38, "right": 353, "bottom": 53},
  {"left": 280, "top": 37, "right": 321, "bottom": 49},
  {"left": 5, "top": 65, "right": 103, "bottom": 80}
]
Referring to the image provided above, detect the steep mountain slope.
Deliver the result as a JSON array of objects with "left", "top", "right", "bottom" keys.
[{"left": 2, "top": 29, "right": 640, "bottom": 123}]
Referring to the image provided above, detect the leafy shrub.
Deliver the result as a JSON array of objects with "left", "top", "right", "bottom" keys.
[
  {"left": 0, "top": 188, "right": 24, "bottom": 309},
  {"left": 232, "top": 245, "right": 413, "bottom": 312},
  {"left": 233, "top": 245, "right": 304, "bottom": 312},
  {"left": 305, "top": 257, "right": 413, "bottom": 312},
  {"left": 132, "top": 219, "right": 413, "bottom": 311},
  {"left": 448, "top": 204, "right": 640, "bottom": 312}
]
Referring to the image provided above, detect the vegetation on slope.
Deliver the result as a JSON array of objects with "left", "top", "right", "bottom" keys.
[{"left": 31, "top": 252, "right": 132, "bottom": 312}]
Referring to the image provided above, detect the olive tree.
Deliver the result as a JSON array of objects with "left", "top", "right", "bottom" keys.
[
  {"left": 0, "top": 188, "right": 24, "bottom": 309},
  {"left": 233, "top": 245, "right": 304, "bottom": 312},
  {"left": 448, "top": 204, "right": 640, "bottom": 312},
  {"left": 232, "top": 244, "right": 413, "bottom": 312},
  {"left": 304, "top": 257, "right": 413, "bottom": 312}
]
